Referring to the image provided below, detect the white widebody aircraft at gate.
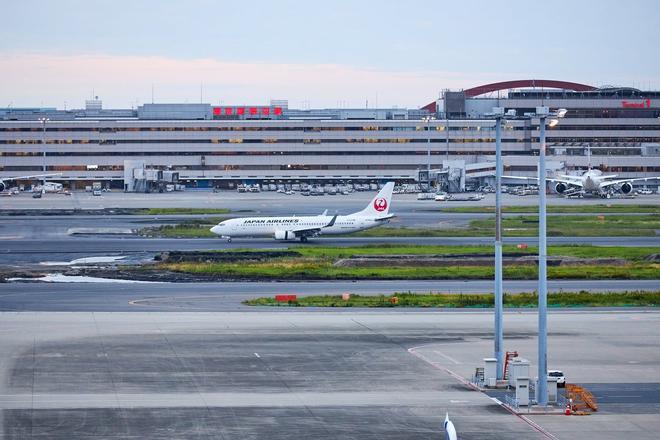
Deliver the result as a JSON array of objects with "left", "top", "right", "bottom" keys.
[
  {"left": 210, "top": 182, "right": 395, "bottom": 242},
  {"left": 503, "top": 145, "right": 659, "bottom": 198},
  {"left": 505, "top": 168, "right": 659, "bottom": 198}
]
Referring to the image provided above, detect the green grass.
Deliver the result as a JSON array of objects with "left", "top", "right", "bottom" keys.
[
  {"left": 441, "top": 204, "right": 660, "bottom": 214},
  {"left": 140, "top": 217, "right": 226, "bottom": 238},
  {"left": 244, "top": 290, "right": 660, "bottom": 308},
  {"left": 135, "top": 208, "right": 231, "bottom": 215},
  {"left": 155, "top": 244, "right": 660, "bottom": 279},
  {"left": 160, "top": 260, "right": 660, "bottom": 280},
  {"left": 351, "top": 214, "right": 660, "bottom": 237},
  {"left": 140, "top": 212, "right": 660, "bottom": 238},
  {"left": 285, "top": 244, "right": 659, "bottom": 261}
]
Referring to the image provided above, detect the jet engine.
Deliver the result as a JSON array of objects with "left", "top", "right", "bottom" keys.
[
  {"left": 620, "top": 182, "right": 633, "bottom": 194},
  {"left": 554, "top": 182, "right": 567, "bottom": 194},
  {"left": 274, "top": 230, "right": 296, "bottom": 241},
  {"left": 0, "top": 181, "right": 5, "bottom": 192}
]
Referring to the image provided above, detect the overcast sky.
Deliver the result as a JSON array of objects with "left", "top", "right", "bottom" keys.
[{"left": 1, "top": 0, "right": 659, "bottom": 109}]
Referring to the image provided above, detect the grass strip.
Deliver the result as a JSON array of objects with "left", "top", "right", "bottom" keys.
[
  {"left": 287, "top": 244, "right": 659, "bottom": 261},
  {"left": 159, "top": 260, "right": 660, "bottom": 280},
  {"left": 139, "top": 213, "right": 659, "bottom": 238},
  {"left": 244, "top": 290, "right": 660, "bottom": 308},
  {"left": 440, "top": 204, "right": 660, "bottom": 214},
  {"left": 352, "top": 214, "right": 660, "bottom": 237},
  {"left": 135, "top": 208, "right": 230, "bottom": 215},
  {"left": 140, "top": 217, "right": 227, "bottom": 238},
  {"left": 155, "top": 244, "right": 660, "bottom": 279}
]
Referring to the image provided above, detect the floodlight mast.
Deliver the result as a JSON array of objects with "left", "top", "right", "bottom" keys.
[
  {"left": 536, "top": 107, "right": 566, "bottom": 406},
  {"left": 493, "top": 109, "right": 504, "bottom": 380},
  {"left": 38, "top": 117, "right": 50, "bottom": 186},
  {"left": 423, "top": 115, "right": 436, "bottom": 179}
]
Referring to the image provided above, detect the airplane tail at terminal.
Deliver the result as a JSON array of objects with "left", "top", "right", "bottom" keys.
[{"left": 356, "top": 182, "right": 394, "bottom": 217}]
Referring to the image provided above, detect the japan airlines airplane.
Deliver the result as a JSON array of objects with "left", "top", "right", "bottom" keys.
[
  {"left": 0, "top": 173, "right": 62, "bottom": 192},
  {"left": 210, "top": 182, "right": 395, "bottom": 242}
]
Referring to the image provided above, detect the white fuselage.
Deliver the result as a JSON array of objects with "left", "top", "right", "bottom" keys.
[
  {"left": 210, "top": 213, "right": 387, "bottom": 239},
  {"left": 559, "top": 169, "right": 618, "bottom": 193}
]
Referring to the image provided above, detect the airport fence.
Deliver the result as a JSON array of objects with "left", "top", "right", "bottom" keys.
[{"left": 504, "top": 394, "right": 519, "bottom": 410}]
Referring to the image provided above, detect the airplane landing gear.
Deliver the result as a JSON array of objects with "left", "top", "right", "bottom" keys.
[
  {"left": 226, "top": 237, "right": 232, "bottom": 243},
  {"left": 300, "top": 236, "right": 308, "bottom": 243}
]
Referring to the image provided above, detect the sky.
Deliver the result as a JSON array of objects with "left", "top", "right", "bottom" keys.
[{"left": 1, "top": 0, "right": 659, "bottom": 109}]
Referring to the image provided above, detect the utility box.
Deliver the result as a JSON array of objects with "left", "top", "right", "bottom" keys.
[
  {"left": 536, "top": 377, "right": 558, "bottom": 404},
  {"left": 516, "top": 377, "right": 530, "bottom": 406},
  {"left": 508, "top": 357, "right": 530, "bottom": 388},
  {"left": 484, "top": 358, "right": 497, "bottom": 386}
]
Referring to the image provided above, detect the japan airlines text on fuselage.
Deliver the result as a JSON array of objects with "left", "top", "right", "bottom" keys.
[{"left": 210, "top": 182, "right": 395, "bottom": 242}]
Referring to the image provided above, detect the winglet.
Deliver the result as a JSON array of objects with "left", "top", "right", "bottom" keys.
[
  {"left": 322, "top": 209, "right": 328, "bottom": 216},
  {"left": 324, "top": 214, "right": 338, "bottom": 228}
]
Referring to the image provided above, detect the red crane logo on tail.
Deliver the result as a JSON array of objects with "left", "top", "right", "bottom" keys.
[{"left": 374, "top": 197, "right": 388, "bottom": 212}]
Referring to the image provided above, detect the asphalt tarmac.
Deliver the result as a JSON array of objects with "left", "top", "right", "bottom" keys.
[
  {"left": 2, "top": 190, "right": 659, "bottom": 439},
  {"left": 2, "top": 189, "right": 658, "bottom": 211},
  {"left": 2, "top": 311, "right": 659, "bottom": 439},
  {"left": 2, "top": 280, "right": 660, "bottom": 312}
]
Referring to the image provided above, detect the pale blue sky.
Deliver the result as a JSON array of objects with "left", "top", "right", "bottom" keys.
[{"left": 1, "top": 0, "right": 659, "bottom": 108}]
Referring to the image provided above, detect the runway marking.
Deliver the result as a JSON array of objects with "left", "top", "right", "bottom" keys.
[
  {"left": 0, "top": 391, "right": 452, "bottom": 409},
  {"left": 433, "top": 350, "right": 461, "bottom": 365},
  {"left": 254, "top": 352, "right": 260, "bottom": 358}
]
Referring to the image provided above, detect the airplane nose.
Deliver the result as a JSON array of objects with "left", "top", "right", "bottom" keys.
[{"left": 210, "top": 225, "right": 221, "bottom": 235}]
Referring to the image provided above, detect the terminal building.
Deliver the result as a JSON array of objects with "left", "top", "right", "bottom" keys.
[{"left": 1, "top": 80, "right": 659, "bottom": 191}]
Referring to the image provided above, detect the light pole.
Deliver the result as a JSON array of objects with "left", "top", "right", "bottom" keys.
[
  {"left": 422, "top": 116, "right": 436, "bottom": 190},
  {"left": 493, "top": 111, "right": 504, "bottom": 380},
  {"left": 38, "top": 117, "right": 50, "bottom": 186},
  {"left": 536, "top": 107, "right": 566, "bottom": 406}
]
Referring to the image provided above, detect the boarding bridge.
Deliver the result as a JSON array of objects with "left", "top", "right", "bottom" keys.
[{"left": 124, "top": 160, "right": 179, "bottom": 192}]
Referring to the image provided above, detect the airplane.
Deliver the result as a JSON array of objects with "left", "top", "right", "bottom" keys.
[
  {"left": 0, "top": 173, "right": 62, "bottom": 192},
  {"left": 210, "top": 182, "right": 395, "bottom": 242},
  {"left": 502, "top": 147, "right": 660, "bottom": 198}
]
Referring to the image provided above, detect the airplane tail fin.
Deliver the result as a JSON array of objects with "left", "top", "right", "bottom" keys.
[{"left": 356, "top": 182, "right": 394, "bottom": 217}]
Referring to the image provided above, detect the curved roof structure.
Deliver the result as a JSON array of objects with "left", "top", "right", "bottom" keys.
[
  {"left": 422, "top": 79, "right": 598, "bottom": 112},
  {"left": 463, "top": 79, "right": 597, "bottom": 97}
]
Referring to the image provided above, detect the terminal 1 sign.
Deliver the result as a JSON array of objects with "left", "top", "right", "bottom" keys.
[{"left": 621, "top": 99, "right": 652, "bottom": 108}]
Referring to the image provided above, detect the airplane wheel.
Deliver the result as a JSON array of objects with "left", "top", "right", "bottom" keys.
[
  {"left": 300, "top": 237, "right": 308, "bottom": 243},
  {"left": 227, "top": 237, "right": 232, "bottom": 243}
]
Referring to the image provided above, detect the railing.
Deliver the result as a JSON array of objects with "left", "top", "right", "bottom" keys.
[{"left": 470, "top": 375, "right": 485, "bottom": 389}]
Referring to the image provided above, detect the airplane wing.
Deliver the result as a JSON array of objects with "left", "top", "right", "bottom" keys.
[
  {"left": 1, "top": 173, "right": 62, "bottom": 181},
  {"left": 289, "top": 215, "right": 338, "bottom": 238},
  {"left": 375, "top": 214, "right": 396, "bottom": 222},
  {"left": 599, "top": 176, "right": 660, "bottom": 189},
  {"left": 501, "top": 175, "right": 583, "bottom": 188}
]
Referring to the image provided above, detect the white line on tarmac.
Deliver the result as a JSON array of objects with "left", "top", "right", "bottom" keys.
[
  {"left": 0, "top": 391, "right": 457, "bottom": 409},
  {"left": 254, "top": 352, "right": 260, "bottom": 358},
  {"left": 433, "top": 350, "right": 462, "bottom": 365}
]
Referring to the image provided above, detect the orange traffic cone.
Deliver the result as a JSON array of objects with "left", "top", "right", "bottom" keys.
[{"left": 565, "top": 402, "right": 571, "bottom": 416}]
